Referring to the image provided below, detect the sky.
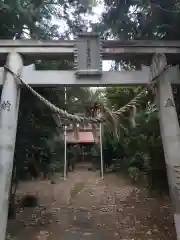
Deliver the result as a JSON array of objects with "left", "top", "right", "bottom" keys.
[
  {"left": 52, "top": 1, "right": 105, "bottom": 31},
  {"left": 52, "top": 1, "right": 112, "bottom": 71}
]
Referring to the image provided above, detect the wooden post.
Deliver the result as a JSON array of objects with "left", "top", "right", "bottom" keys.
[
  {"left": 0, "top": 52, "right": 23, "bottom": 240},
  {"left": 153, "top": 53, "right": 180, "bottom": 240},
  {"left": 64, "top": 125, "right": 67, "bottom": 180},
  {"left": 64, "top": 87, "right": 67, "bottom": 180},
  {"left": 99, "top": 123, "right": 104, "bottom": 179}
]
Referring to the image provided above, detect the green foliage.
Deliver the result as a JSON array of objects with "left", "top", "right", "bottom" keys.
[
  {"left": 128, "top": 167, "right": 140, "bottom": 181},
  {"left": 103, "top": 86, "right": 168, "bottom": 192},
  {"left": 0, "top": 0, "right": 92, "bottom": 40},
  {"left": 100, "top": 0, "right": 180, "bottom": 41},
  {"left": 47, "top": 136, "right": 65, "bottom": 173},
  {"left": 0, "top": 0, "right": 95, "bottom": 211},
  {"left": 96, "top": 0, "right": 180, "bottom": 193}
]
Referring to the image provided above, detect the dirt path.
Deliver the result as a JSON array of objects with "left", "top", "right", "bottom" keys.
[{"left": 7, "top": 166, "right": 176, "bottom": 239}]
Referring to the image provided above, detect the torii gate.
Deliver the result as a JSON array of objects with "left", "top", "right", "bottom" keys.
[{"left": 0, "top": 33, "right": 180, "bottom": 239}]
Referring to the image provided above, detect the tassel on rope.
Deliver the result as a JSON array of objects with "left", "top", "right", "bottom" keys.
[
  {"left": 101, "top": 103, "right": 119, "bottom": 138},
  {"left": 112, "top": 115, "right": 119, "bottom": 139},
  {"left": 92, "top": 123, "right": 98, "bottom": 140},
  {"left": 73, "top": 123, "right": 79, "bottom": 140},
  {"left": 129, "top": 105, "right": 137, "bottom": 128},
  {"left": 150, "top": 84, "right": 158, "bottom": 107}
]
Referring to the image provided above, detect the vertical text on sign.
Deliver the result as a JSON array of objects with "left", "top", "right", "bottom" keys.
[{"left": 86, "top": 39, "right": 91, "bottom": 69}]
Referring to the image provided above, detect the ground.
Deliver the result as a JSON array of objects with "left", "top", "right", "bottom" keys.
[{"left": 7, "top": 164, "right": 176, "bottom": 240}]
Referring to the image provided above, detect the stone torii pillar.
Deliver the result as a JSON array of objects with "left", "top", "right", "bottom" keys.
[
  {"left": 152, "top": 53, "right": 180, "bottom": 240},
  {"left": 0, "top": 52, "right": 23, "bottom": 240}
]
